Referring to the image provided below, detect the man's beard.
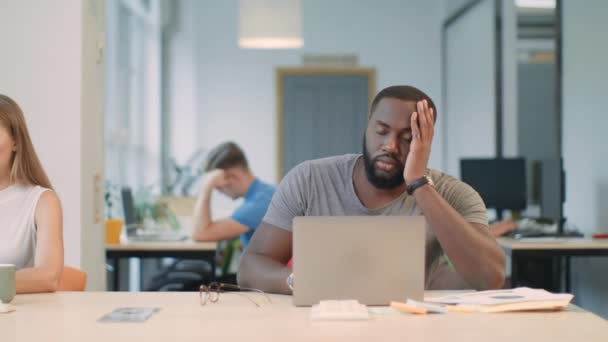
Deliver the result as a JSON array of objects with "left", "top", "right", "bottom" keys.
[{"left": 362, "top": 138, "right": 405, "bottom": 189}]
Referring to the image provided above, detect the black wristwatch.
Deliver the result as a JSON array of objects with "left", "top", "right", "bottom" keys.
[{"left": 406, "top": 175, "right": 434, "bottom": 195}]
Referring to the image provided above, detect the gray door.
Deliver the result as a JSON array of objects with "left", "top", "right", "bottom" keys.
[
  {"left": 517, "top": 62, "right": 559, "bottom": 204},
  {"left": 279, "top": 70, "right": 373, "bottom": 178}
]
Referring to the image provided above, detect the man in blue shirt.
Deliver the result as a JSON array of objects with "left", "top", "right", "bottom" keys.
[{"left": 192, "top": 141, "right": 274, "bottom": 248}]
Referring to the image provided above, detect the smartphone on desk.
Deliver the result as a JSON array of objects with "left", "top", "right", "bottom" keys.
[{"left": 98, "top": 307, "right": 161, "bottom": 323}]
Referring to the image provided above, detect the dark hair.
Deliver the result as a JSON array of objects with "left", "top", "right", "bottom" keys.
[
  {"left": 369, "top": 85, "right": 437, "bottom": 122},
  {"left": 205, "top": 141, "right": 249, "bottom": 172}
]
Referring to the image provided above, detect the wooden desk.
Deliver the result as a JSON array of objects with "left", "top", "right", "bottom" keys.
[
  {"left": 105, "top": 240, "right": 217, "bottom": 291},
  {"left": 498, "top": 237, "right": 608, "bottom": 292},
  {"left": 2, "top": 292, "right": 607, "bottom": 342}
]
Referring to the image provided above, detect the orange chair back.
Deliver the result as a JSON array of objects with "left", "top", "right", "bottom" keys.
[{"left": 58, "top": 266, "right": 87, "bottom": 291}]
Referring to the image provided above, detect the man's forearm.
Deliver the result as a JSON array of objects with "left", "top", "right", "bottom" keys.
[
  {"left": 192, "top": 186, "right": 213, "bottom": 239},
  {"left": 413, "top": 185, "right": 505, "bottom": 290},
  {"left": 237, "top": 251, "right": 292, "bottom": 294}
]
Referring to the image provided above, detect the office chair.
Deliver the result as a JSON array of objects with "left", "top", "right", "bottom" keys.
[{"left": 146, "top": 259, "right": 213, "bottom": 291}]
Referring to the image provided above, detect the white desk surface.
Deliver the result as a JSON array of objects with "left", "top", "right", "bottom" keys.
[
  {"left": 105, "top": 240, "right": 217, "bottom": 252},
  {"left": 498, "top": 237, "right": 608, "bottom": 250},
  {"left": 2, "top": 292, "right": 607, "bottom": 342}
]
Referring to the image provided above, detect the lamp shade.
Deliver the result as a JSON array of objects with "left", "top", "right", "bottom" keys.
[{"left": 239, "top": 0, "right": 303, "bottom": 49}]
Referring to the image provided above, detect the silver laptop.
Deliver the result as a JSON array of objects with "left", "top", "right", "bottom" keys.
[
  {"left": 292, "top": 216, "right": 426, "bottom": 306},
  {"left": 127, "top": 232, "right": 188, "bottom": 242}
]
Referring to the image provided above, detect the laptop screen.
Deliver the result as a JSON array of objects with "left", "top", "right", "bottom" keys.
[{"left": 121, "top": 187, "right": 137, "bottom": 226}]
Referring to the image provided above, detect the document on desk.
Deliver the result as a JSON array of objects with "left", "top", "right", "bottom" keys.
[
  {"left": 98, "top": 307, "right": 161, "bottom": 323},
  {"left": 425, "top": 287, "right": 573, "bottom": 313}
]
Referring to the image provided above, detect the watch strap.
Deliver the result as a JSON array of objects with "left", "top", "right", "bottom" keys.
[{"left": 407, "top": 175, "right": 431, "bottom": 195}]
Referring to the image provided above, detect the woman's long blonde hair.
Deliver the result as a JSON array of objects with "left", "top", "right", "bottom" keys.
[{"left": 0, "top": 94, "right": 53, "bottom": 189}]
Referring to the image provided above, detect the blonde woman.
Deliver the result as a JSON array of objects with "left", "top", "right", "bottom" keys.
[{"left": 0, "top": 94, "right": 63, "bottom": 293}]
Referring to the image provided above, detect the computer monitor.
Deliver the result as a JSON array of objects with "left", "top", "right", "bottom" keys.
[
  {"left": 540, "top": 158, "right": 566, "bottom": 233},
  {"left": 460, "top": 158, "right": 527, "bottom": 220}
]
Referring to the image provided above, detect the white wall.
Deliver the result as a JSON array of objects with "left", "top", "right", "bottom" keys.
[
  {"left": 444, "top": 0, "right": 496, "bottom": 176},
  {"left": 562, "top": 0, "right": 608, "bottom": 318},
  {"left": 189, "top": 0, "right": 444, "bottom": 190},
  {"left": 501, "top": 0, "right": 518, "bottom": 157},
  {"left": 445, "top": 0, "right": 476, "bottom": 16},
  {"left": 166, "top": 0, "right": 198, "bottom": 167},
  {"left": 0, "top": 0, "right": 106, "bottom": 289},
  {"left": 443, "top": 0, "right": 518, "bottom": 161}
]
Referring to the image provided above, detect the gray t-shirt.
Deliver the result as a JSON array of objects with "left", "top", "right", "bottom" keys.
[{"left": 263, "top": 154, "right": 488, "bottom": 289}]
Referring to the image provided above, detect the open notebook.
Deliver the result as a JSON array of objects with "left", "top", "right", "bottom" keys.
[{"left": 425, "top": 287, "right": 574, "bottom": 313}]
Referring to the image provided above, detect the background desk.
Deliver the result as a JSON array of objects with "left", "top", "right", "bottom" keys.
[
  {"left": 105, "top": 240, "right": 217, "bottom": 291},
  {"left": 3, "top": 292, "right": 607, "bottom": 342},
  {"left": 498, "top": 237, "right": 608, "bottom": 292}
]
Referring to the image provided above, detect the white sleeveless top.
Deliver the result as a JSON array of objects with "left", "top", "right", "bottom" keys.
[{"left": 0, "top": 184, "right": 50, "bottom": 270}]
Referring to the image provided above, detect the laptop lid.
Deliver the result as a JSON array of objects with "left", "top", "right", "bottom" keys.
[{"left": 292, "top": 216, "right": 426, "bottom": 306}]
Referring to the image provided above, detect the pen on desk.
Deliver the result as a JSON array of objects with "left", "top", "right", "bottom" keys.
[
  {"left": 592, "top": 233, "right": 608, "bottom": 239},
  {"left": 391, "top": 301, "right": 428, "bottom": 314},
  {"left": 390, "top": 300, "right": 448, "bottom": 314}
]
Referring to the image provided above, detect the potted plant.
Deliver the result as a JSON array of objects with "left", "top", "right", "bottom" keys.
[{"left": 133, "top": 188, "right": 180, "bottom": 233}]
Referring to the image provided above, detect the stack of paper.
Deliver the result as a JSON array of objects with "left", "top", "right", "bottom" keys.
[
  {"left": 310, "top": 300, "right": 370, "bottom": 321},
  {"left": 425, "top": 287, "right": 573, "bottom": 313}
]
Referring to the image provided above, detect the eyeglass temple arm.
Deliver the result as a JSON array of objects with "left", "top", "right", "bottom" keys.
[{"left": 220, "top": 283, "right": 272, "bottom": 303}]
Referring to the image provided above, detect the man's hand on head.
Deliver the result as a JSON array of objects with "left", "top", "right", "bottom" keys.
[
  {"left": 203, "top": 169, "right": 228, "bottom": 190},
  {"left": 403, "top": 99, "right": 435, "bottom": 185}
]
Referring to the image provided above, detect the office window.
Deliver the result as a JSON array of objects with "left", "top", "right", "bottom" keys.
[{"left": 105, "top": 0, "right": 162, "bottom": 193}]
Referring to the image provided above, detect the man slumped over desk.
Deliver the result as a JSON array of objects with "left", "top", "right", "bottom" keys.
[{"left": 238, "top": 85, "right": 506, "bottom": 293}]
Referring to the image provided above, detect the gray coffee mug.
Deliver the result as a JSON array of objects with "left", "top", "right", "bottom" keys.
[{"left": 0, "top": 264, "right": 16, "bottom": 303}]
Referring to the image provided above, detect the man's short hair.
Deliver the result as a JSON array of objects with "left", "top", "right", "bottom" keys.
[
  {"left": 369, "top": 85, "right": 437, "bottom": 123},
  {"left": 205, "top": 141, "right": 249, "bottom": 172}
]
